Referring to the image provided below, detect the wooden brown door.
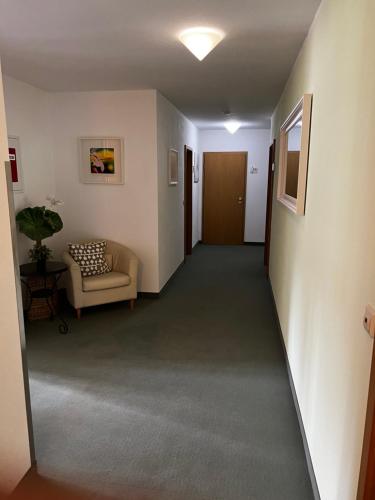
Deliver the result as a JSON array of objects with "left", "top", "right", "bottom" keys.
[
  {"left": 203, "top": 152, "right": 247, "bottom": 245},
  {"left": 184, "top": 146, "right": 193, "bottom": 256},
  {"left": 358, "top": 342, "right": 375, "bottom": 499},
  {"left": 264, "top": 140, "right": 276, "bottom": 275}
]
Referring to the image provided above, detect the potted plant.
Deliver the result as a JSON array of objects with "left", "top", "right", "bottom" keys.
[{"left": 16, "top": 206, "right": 63, "bottom": 272}]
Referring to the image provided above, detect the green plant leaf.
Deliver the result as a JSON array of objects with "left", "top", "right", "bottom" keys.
[{"left": 16, "top": 206, "right": 63, "bottom": 243}]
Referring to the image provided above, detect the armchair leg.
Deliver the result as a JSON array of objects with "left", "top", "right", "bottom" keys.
[
  {"left": 76, "top": 308, "right": 82, "bottom": 320},
  {"left": 130, "top": 299, "right": 135, "bottom": 311}
]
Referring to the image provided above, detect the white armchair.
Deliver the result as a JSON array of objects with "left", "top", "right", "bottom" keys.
[{"left": 62, "top": 240, "right": 138, "bottom": 318}]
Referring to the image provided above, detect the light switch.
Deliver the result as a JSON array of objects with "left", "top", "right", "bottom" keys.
[{"left": 364, "top": 305, "right": 375, "bottom": 338}]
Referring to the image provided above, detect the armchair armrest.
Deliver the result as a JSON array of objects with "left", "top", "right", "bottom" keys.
[
  {"left": 109, "top": 243, "right": 138, "bottom": 286},
  {"left": 63, "top": 251, "right": 80, "bottom": 271},
  {"left": 117, "top": 248, "right": 138, "bottom": 282}
]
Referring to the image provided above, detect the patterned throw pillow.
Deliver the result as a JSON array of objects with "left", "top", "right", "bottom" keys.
[{"left": 68, "top": 240, "right": 111, "bottom": 277}]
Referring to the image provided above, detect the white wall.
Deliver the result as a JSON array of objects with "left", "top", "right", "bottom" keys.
[
  {"left": 0, "top": 62, "right": 31, "bottom": 495},
  {"left": 3, "top": 78, "right": 205, "bottom": 293},
  {"left": 50, "top": 90, "right": 160, "bottom": 292},
  {"left": 156, "top": 93, "right": 199, "bottom": 290},
  {"left": 3, "top": 76, "right": 55, "bottom": 262},
  {"left": 270, "top": 0, "right": 375, "bottom": 499},
  {"left": 3, "top": 80, "right": 160, "bottom": 292},
  {"left": 199, "top": 129, "right": 271, "bottom": 242},
  {"left": 3, "top": 77, "right": 269, "bottom": 295}
]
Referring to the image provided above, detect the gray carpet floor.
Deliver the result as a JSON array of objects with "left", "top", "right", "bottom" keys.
[{"left": 26, "top": 245, "right": 314, "bottom": 500}]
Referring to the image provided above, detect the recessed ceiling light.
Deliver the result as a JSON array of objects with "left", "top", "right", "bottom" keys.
[
  {"left": 225, "top": 120, "right": 241, "bottom": 134},
  {"left": 179, "top": 27, "right": 225, "bottom": 61}
]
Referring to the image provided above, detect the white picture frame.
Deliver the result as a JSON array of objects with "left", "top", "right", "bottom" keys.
[
  {"left": 168, "top": 148, "right": 178, "bottom": 185},
  {"left": 79, "top": 137, "right": 124, "bottom": 185},
  {"left": 192, "top": 151, "right": 197, "bottom": 168},
  {"left": 8, "top": 136, "right": 24, "bottom": 192},
  {"left": 277, "top": 94, "right": 312, "bottom": 215},
  {"left": 193, "top": 163, "right": 199, "bottom": 183}
]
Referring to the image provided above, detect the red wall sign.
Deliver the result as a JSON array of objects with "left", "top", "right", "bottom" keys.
[{"left": 9, "top": 147, "right": 18, "bottom": 182}]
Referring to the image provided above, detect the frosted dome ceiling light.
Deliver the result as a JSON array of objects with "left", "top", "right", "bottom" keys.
[
  {"left": 179, "top": 27, "right": 225, "bottom": 61},
  {"left": 225, "top": 120, "right": 241, "bottom": 134}
]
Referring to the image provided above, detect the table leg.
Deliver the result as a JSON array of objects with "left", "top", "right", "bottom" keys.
[{"left": 51, "top": 272, "right": 69, "bottom": 334}]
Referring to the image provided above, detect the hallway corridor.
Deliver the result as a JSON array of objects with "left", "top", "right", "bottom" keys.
[{"left": 24, "top": 245, "right": 314, "bottom": 500}]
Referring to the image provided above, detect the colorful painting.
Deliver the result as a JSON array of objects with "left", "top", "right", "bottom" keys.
[
  {"left": 79, "top": 137, "right": 124, "bottom": 185},
  {"left": 90, "top": 147, "right": 115, "bottom": 174}
]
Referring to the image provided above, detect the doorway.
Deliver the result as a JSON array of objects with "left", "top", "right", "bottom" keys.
[
  {"left": 202, "top": 152, "right": 247, "bottom": 245},
  {"left": 264, "top": 139, "right": 276, "bottom": 275},
  {"left": 358, "top": 342, "right": 375, "bottom": 499},
  {"left": 184, "top": 145, "right": 193, "bottom": 256}
]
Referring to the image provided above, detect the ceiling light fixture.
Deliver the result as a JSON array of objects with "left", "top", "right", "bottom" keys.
[
  {"left": 225, "top": 120, "right": 241, "bottom": 134},
  {"left": 179, "top": 27, "right": 225, "bottom": 61}
]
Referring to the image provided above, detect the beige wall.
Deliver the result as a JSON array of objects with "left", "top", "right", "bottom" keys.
[
  {"left": 3, "top": 76, "right": 56, "bottom": 263},
  {"left": 156, "top": 93, "right": 199, "bottom": 290},
  {"left": 3, "top": 80, "right": 161, "bottom": 292},
  {"left": 3, "top": 79, "right": 203, "bottom": 294},
  {"left": 50, "top": 90, "right": 160, "bottom": 292},
  {"left": 270, "top": 0, "right": 375, "bottom": 499},
  {"left": 0, "top": 62, "right": 31, "bottom": 494}
]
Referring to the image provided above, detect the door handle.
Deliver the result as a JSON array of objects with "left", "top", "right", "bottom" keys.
[{"left": 238, "top": 196, "right": 244, "bottom": 204}]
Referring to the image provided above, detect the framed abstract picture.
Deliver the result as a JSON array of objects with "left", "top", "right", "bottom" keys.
[
  {"left": 168, "top": 148, "right": 178, "bottom": 185},
  {"left": 79, "top": 137, "right": 124, "bottom": 184},
  {"left": 8, "top": 136, "right": 24, "bottom": 192}
]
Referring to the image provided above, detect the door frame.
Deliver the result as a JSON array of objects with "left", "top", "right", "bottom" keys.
[
  {"left": 357, "top": 342, "right": 375, "bottom": 499},
  {"left": 202, "top": 151, "right": 247, "bottom": 245},
  {"left": 264, "top": 139, "right": 276, "bottom": 275},
  {"left": 184, "top": 145, "right": 193, "bottom": 256}
]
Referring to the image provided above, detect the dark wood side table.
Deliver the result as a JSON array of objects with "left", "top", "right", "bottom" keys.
[{"left": 20, "top": 261, "right": 69, "bottom": 334}]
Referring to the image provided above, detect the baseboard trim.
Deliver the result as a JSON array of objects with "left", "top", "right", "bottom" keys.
[
  {"left": 159, "top": 260, "right": 185, "bottom": 295},
  {"left": 244, "top": 241, "right": 265, "bottom": 246},
  {"left": 268, "top": 279, "right": 321, "bottom": 500},
  {"left": 140, "top": 260, "right": 186, "bottom": 299}
]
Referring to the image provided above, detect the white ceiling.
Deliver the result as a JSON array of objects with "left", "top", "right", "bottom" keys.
[{"left": 0, "top": 0, "right": 320, "bottom": 129}]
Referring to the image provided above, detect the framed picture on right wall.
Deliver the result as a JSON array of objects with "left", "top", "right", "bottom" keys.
[
  {"left": 168, "top": 148, "right": 178, "bottom": 185},
  {"left": 193, "top": 163, "right": 199, "bottom": 183},
  {"left": 277, "top": 93, "right": 313, "bottom": 215}
]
